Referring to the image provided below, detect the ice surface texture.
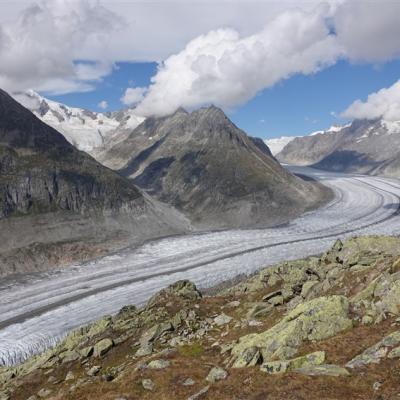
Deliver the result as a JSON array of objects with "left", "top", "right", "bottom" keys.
[{"left": 1, "top": 166, "right": 400, "bottom": 366}]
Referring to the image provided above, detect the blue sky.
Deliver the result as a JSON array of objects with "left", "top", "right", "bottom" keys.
[{"left": 48, "top": 59, "right": 400, "bottom": 140}]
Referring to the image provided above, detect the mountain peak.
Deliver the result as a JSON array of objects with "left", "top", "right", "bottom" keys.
[
  {"left": 193, "top": 104, "right": 228, "bottom": 122},
  {"left": 173, "top": 107, "right": 188, "bottom": 115},
  {"left": 201, "top": 104, "right": 225, "bottom": 114},
  {"left": 8, "top": 90, "right": 146, "bottom": 153}
]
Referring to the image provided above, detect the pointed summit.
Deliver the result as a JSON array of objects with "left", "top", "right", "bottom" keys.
[
  {"left": 99, "top": 103, "right": 327, "bottom": 229},
  {"left": 196, "top": 104, "right": 227, "bottom": 118},
  {"left": 173, "top": 106, "right": 188, "bottom": 115}
]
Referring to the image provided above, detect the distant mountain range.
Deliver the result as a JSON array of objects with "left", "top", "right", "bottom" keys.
[
  {"left": 264, "top": 125, "right": 349, "bottom": 157},
  {"left": 276, "top": 119, "right": 400, "bottom": 177},
  {"left": 11, "top": 91, "right": 328, "bottom": 230},
  {"left": 13, "top": 90, "right": 145, "bottom": 153}
]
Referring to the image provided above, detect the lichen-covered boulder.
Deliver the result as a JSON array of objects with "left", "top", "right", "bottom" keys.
[
  {"left": 352, "top": 272, "right": 400, "bottom": 322},
  {"left": 301, "top": 280, "right": 320, "bottom": 298},
  {"left": 147, "top": 280, "right": 202, "bottom": 308},
  {"left": 78, "top": 346, "right": 94, "bottom": 358},
  {"left": 231, "top": 296, "right": 352, "bottom": 367},
  {"left": 147, "top": 359, "right": 170, "bottom": 369},
  {"left": 93, "top": 338, "right": 114, "bottom": 357},
  {"left": 346, "top": 331, "right": 400, "bottom": 368},
  {"left": 59, "top": 350, "right": 80, "bottom": 363},
  {"left": 206, "top": 367, "right": 228, "bottom": 383},
  {"left": 140, "top": 321, "right": 173, "bottom": 345},
  {"left": 213, "top": 313, "right": 232, "bottom": 326},
  {"left": 341, "top": 236, "right": 400, "bottom": 261},
  {"left": 294, "top": 364, "right": 350, "bottom": 377},
  {"left": 376, "top": 280, "right": 400, "bottom": 316},
  {"left": 388, "top": 346, "right": 400, "bottom": 359},
  {"left": 232, "top": 347, "right": 261, "bottom": 368},
  {"left": 142, "top": 378, "right": 155, "bottom": 391},
  {"left": 260, "top": 351, "right": 325, "bottom": 374}
]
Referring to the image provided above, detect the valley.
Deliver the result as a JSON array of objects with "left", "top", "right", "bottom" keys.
[
  {"left": 1, "top": 2, "right": 400, "bottom": 399},
  {"left": 1, "top": 166, "right": 400, "bottom": 367}
]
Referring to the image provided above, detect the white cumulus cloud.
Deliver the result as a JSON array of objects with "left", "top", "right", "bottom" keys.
[
  {"left": 121, "top": 87, "right": 148, "bottom": 106},
  {"left": 334, "top": 1, "right": 400, "bottom": 63},
  {"left": 3, "top": 0, "right": 400, "bottom": 115},
  {"left": 98, "top": 100, "right": 108, "bottom": 110},
  {"left": 128, "top": 0, "right": 400, "bottom": 117},
  {"left": 0, "top": 0, "right": 122, "bottom": 94},
  {"left": 342, "top": 80, "right": 400, "bottom": 122},
  {"left": 134, "top": 5, "right": 343, "bottom": 116}
]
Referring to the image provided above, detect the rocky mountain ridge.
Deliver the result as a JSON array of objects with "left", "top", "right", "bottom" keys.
[
  {"left": 97, "top": 105, "right": 331, "bottom": 229},
  {"left": 11, "top": 92, "right": 332, "bottom": 230},
  {"left": 277, "top": 119, "right": 400, "bottom": 177},
  {"left": 264, "top": 125, "right": 349, "bottom": 157},
  {"left": 2, "top": 235, "right": 400, "bottom": 399}
]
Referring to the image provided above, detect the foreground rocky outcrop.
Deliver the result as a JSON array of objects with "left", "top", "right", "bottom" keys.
[{"left": 2, "top": 236, "right": 400, "bottom": 399}]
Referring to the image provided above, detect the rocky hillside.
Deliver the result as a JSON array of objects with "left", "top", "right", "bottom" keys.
[
  {"left": 0, "top": 89, "right": 188, "bottom": 277},
  {"left": 13, "top": 91, "right": 145, "bottom": 154},
  {"left": 96, "top": 106, "right": 330, "bottom": 229},
  {"left": 277, "top": 119, "right": 400, "bottom": 177},
  {"left": 3, "top": 235, "right": 400, "bottom": 399}
]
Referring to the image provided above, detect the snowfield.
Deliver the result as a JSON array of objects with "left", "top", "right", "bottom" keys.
[
  {"left": 2, "top": 166, "right": 400, "bottom": 366},
  {"left": 13, "top": 90, "right": 145, "bottom": 153},
  {"left": 264, "top": 136, "right": 297, "bottom": 155}
]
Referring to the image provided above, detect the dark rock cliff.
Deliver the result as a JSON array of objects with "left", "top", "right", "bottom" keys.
[{"left": 0, "top": 89, "right": 144, "bottom": 218}]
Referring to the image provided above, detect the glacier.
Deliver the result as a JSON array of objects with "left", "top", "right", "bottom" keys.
[{"left": 1, "top": 166, "right": 400, "bottom": 366}]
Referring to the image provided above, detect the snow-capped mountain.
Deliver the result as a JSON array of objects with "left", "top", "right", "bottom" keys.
[
  {"left": 264, "top": 136, "right": 298, "bottom": 156},
  {"left": 277, "top": 119, "right": 400, "bottom": 177},
  {"left": 309, "top": 124, "right": 351, "bottom": 136},
  {"left": 13, "top": 90, "right": 145, "bottom": 153},
  {"left": 264, "top": 125, "right": 349, "bottom": 156}
]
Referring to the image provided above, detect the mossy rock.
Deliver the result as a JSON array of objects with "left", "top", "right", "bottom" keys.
[
  {"left": 147, "top": 280, "right": 202, "bottom": 308},
  {"left": 93, "top": 338, "right": 114, "bottom": 357},
  {"left": 294, "top": 364, "right": 350, "bottom": 377},
  {"left": 260, "top": 351, "right": 326, "bottom": 374},
  {"left": 346, "top": 331, "right": 400, "bottom": 368},
  {"left": 231, "top": 295, "right": 352, "bottom": 367}
]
